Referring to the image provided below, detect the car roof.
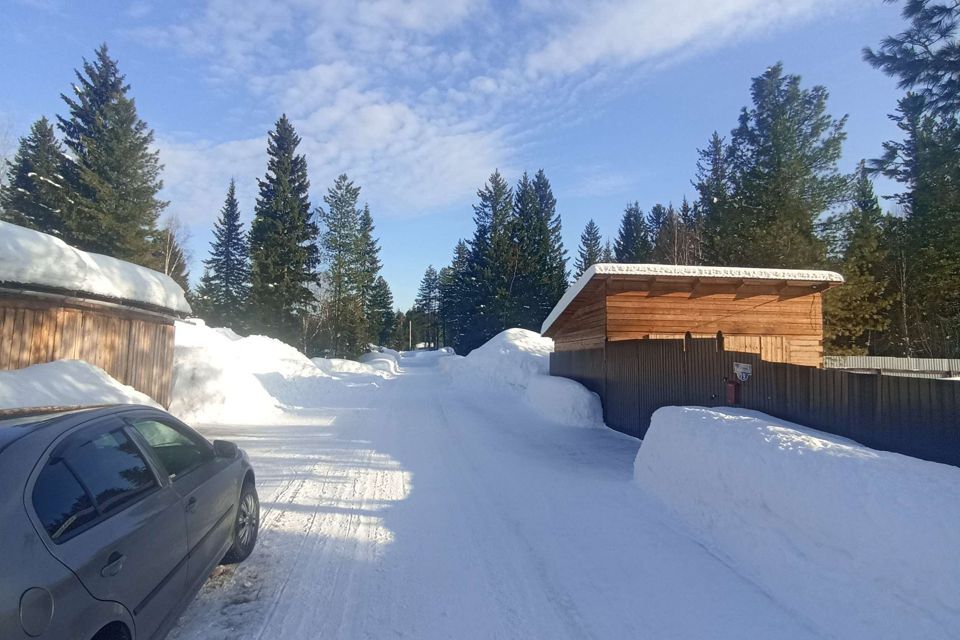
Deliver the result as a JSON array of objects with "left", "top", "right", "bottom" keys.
[{"left": 0, "top": 404, "right": 159, "bottom": 454}]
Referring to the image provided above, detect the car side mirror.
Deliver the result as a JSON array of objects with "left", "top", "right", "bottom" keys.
[{"left": 213, "top": 440, "right": 238, "bottom": 459}]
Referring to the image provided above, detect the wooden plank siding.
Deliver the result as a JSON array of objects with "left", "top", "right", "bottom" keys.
[{"left": 0, "top": 294, "right": 176, "bottom": 407}]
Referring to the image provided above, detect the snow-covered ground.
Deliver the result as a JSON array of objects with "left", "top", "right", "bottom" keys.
[{"left": 3, "top": 322, "right": 958, "bottom": 638}]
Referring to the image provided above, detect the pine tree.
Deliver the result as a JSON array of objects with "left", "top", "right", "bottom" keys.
[
  {"left": 864, "top": 0, "right": 960, "bottom": 118},
  {"left": 614, "top": 202, "right": 652, "bottom": 263},
  {"left": 355, "top": 204, "right": 383, "bottom": 344},
  {"left": 316, "top": 174, "right": 364, "bottom": 357},
  {"left": 248, "top": 115, "right": 319, "bottom": 348},
  {"left": 714, "top": 63, "right": 848, "bottom": 268},
  {"left": 58, "top": 43, "right": 166, "bottom": 263},
  {"left": 367, "top": 276, "right": 395, "bottom": 346},
  {"left": 201, "top": 179, "right": 249, "bottom": 329},
  {"left": 574, "top": 219, "right": 603, "bottom": 279},
  {"left": 0, "top": 118, "right": 67, "bottom": 234},
  {"left": 872, "top": 94, "right": 960, "bottom": 355},
  {"left": 823, "top": 163, "right": 894, "bottom": 354}
]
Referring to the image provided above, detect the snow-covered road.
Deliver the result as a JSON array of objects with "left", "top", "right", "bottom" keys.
[{"left": 170, "top": 355, "right": 820, "bottom": 639}]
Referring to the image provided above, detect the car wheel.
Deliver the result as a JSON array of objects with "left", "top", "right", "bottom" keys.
[{"left": 222, "top": 482, "right": 259, "bottom": 564}]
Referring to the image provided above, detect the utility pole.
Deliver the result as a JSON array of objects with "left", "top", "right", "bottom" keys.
[{"left": 408, "top": 319, "right": 412, "bottom": 350}]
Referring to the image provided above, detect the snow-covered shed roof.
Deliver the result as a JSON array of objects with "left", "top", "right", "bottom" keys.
[
  {"left": 0, "top": 221, "right": 192, "bottom": 315},
  {"left": 541, "top": 263, "right": 843, "bottom": 335}
]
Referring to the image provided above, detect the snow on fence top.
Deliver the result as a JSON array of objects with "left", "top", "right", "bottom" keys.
[
  {"left": 541, "top": 263, "right": 844, "bottom": 335},
  {"left": 0, "top": 221, "right": 191, "bottom": 315}
]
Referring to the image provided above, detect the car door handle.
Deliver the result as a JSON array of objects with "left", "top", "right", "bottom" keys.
[
  {"left": 185, "top": 497, "right": 198, "bottom": 513},
  {"left": 100, "top": 552, "right": 126, "bottom": 577}
]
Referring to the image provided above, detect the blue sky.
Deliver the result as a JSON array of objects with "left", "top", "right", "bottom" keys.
[{"left": 2, "top": 0, "right": 905, "bottom": 308}]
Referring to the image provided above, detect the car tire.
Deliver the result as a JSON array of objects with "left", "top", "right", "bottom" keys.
[{"left": 222, "top": 482, "right": 259, "bottom": 564}]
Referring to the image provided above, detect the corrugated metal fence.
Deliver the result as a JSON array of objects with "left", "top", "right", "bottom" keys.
[
  {"left": 825, "top": 355, "right": 960, "bottom": 379},
  {"left": 550, "top": 336, "right": 960, "bottom": 467}
]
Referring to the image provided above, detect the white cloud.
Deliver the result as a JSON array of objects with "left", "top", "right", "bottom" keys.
[{"left": 524, "top": 0, "right": 844, "bottom": 77}]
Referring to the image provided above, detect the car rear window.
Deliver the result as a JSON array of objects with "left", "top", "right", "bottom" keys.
[{"left": 33, "top": 459, "right": 98, "bottom": 541}]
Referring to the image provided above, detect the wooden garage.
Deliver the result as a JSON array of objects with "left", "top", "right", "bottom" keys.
[
  {"left": 541, "top": 264, "right": 844, "bottom": 367},
  {"left": 0, "top": 222, "right": 191, "bottom": 407}
]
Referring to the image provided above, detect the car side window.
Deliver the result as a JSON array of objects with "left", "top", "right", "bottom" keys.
[
  {"left": 130, "top": 419, "right": 212, "bottom": 480},
  {"left": 66, "top": 428, "right": 157, "bottom": 515},
  {"left": 32, "top": 459, "right": 98, "bottom": 542}
]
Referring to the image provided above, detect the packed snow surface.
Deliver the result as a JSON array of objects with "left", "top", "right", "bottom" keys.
[
  {"left": 0, "top": 220, "right": 191, "bottom": 313},
  {"left": 0, "top": 360, "right": 159, "bottom": 409},
  {"left": 635, "top": 406, "right": 960, "bottom": 639},
  {"left": 541, "top": 262, "right": 844, "bottom": 333}
]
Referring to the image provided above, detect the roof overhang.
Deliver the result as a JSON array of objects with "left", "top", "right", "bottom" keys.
[{"left": 540, "top": 263, "right": 844, "bottom": 336}]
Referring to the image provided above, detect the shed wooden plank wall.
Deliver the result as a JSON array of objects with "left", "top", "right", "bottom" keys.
[
  {"left": 553, "top": 298, "right": 606, "bottom": 352},
  {"left": 0, "top": 295, "right": 176, "bottom": 407},
  {"left": 603, "top": 287, "right": 824, "bottom": 367}
]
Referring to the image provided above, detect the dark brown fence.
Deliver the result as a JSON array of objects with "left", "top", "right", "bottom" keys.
[{"left": 550, "top": 336, "right": 960, "bottom": 467}]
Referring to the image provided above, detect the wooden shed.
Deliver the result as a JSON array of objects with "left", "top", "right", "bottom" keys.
[
  {"left": 541, "top": 264, "right": 844, "bottom": 367},
  {"left": 0, "top": 222, "right": 191, "bottom": 407}
]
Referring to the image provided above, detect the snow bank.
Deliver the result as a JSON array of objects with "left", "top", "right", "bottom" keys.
[
  {"left": 634, "top": 407, "right": 960, "bottom": 639},
  {"left": 522, "top": 375, "right": 603, "bottom": 427},
  {"left": 441, "top": 329, "right": 552, "bottom": 388},
  {"left": 313, "top": 357, "right": 393, "bottom": 379},
  {"left": 170, "top": 321, "right": 333, "bottom": 424},
  {"left": 0, "top": 221, "right": 191, "bottom": 314},
  {"left": 359, "top": 351, "right": 400, "bottom": 375},
  {"left": 442, "top": 329, "right": 602, "bottom": 427},
  {"left": 0, "top": 360, "right": 159, "bottom": 409}
]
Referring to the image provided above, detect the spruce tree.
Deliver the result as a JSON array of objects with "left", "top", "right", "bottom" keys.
[
  {"left": 694, "top": 132, "right": 733, "bottom": 264},
  {"left": 574, "top": 219, "right": 603, "bottom": 279},
  {"left": 249, "top": 115, "right": 319, "bottom": 348},
  {"left": 650, "top": 203, "right": 684, "bottom": 265},
  {"left": 533, "top": 170, "right": 568, "bottom": 316},
  {"left": 715, "top": 63, "right": 848, "bottom": 268},
  {"left": 415, "top": 265, "right": 441, "bottom": 348},
  {"left": 355, "top": 204, "right": 383, "bottom": 343},
  {"left": 316, "top": 174, "right": 364, "bottom": 357},
  {"left": 58, "top": 43, "right": 165, "bottom": 263},
  {"left": 462, "top": 171, "right": 513, "bottom": 351},
  {"left": 201, "top": 179, "right": 250, "bottom": 329},
  {"left": 511, "top": 172, "right": 544, "bottom": 330},
  {"left": 367, "top": 276, "right": 395, "bottom": 346},
  {"left": 0, "top": 118, "right": 67, "bottom": 234},
  {"left": 614, "top": 202, "right": 652, "bottom": 263},
  {"left": 823, "top": 163, "right": 894, "bottom": 354},
  {"left": 443, "top": 239, "right": 471, "bottom": 352},
  {"left": 601, "top": 239, "right": 615, "bottom": 263}
]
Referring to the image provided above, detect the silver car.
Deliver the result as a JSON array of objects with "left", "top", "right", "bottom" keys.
[{"left": 0, "top": 405, "right": 260, "bottom": 640}]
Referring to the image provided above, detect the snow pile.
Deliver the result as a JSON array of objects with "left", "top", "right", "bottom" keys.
[
  {"left": 0, "top": 221, "right": 191, "bottom": 314},
  {"left": 170, "top": 321, "right": 333, "bottom": 424},
  {"left": 359, "top": 350, "right": 401, "bottom": 375},
  {"left": 313, "top": 357, "right": 394, "bottom": 379},
  {"left": 442, "top": 329, "right": 602, "bottom": 427},
  {"left": 441, "top": 329, "right": 553, "bottom": 388},
  {"left": 634, "top": 407, "right": 960, "bottom": 638},
  {"left": 0, "top": 360, "right": 159, "bottom": 409}
]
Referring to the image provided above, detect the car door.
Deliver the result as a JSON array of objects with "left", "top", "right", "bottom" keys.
[
  {"left": 127, "top": 416, "right": 239, "bottom": 589},
  {"left": 28, "top": 417, "right": 189, "bottom": 638}
]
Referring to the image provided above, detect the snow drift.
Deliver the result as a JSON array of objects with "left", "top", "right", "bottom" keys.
[
  {"left": 634, "top": 406, "right": 960, "bottom": 639},
  {"left": 0, "top": 220, "right": 191, "bottom": 313},
  {"left": 313, "top": 356, "right": 394, "bottom": 379},
  {"left": 442, "top": 329, "right": 602, "bottom": 427},
  {"left": 0, "top": 360, "right": 159, "bottom": 409},
  {"left": 358, "top": 351, "right": 400, "bottom": 375}
]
